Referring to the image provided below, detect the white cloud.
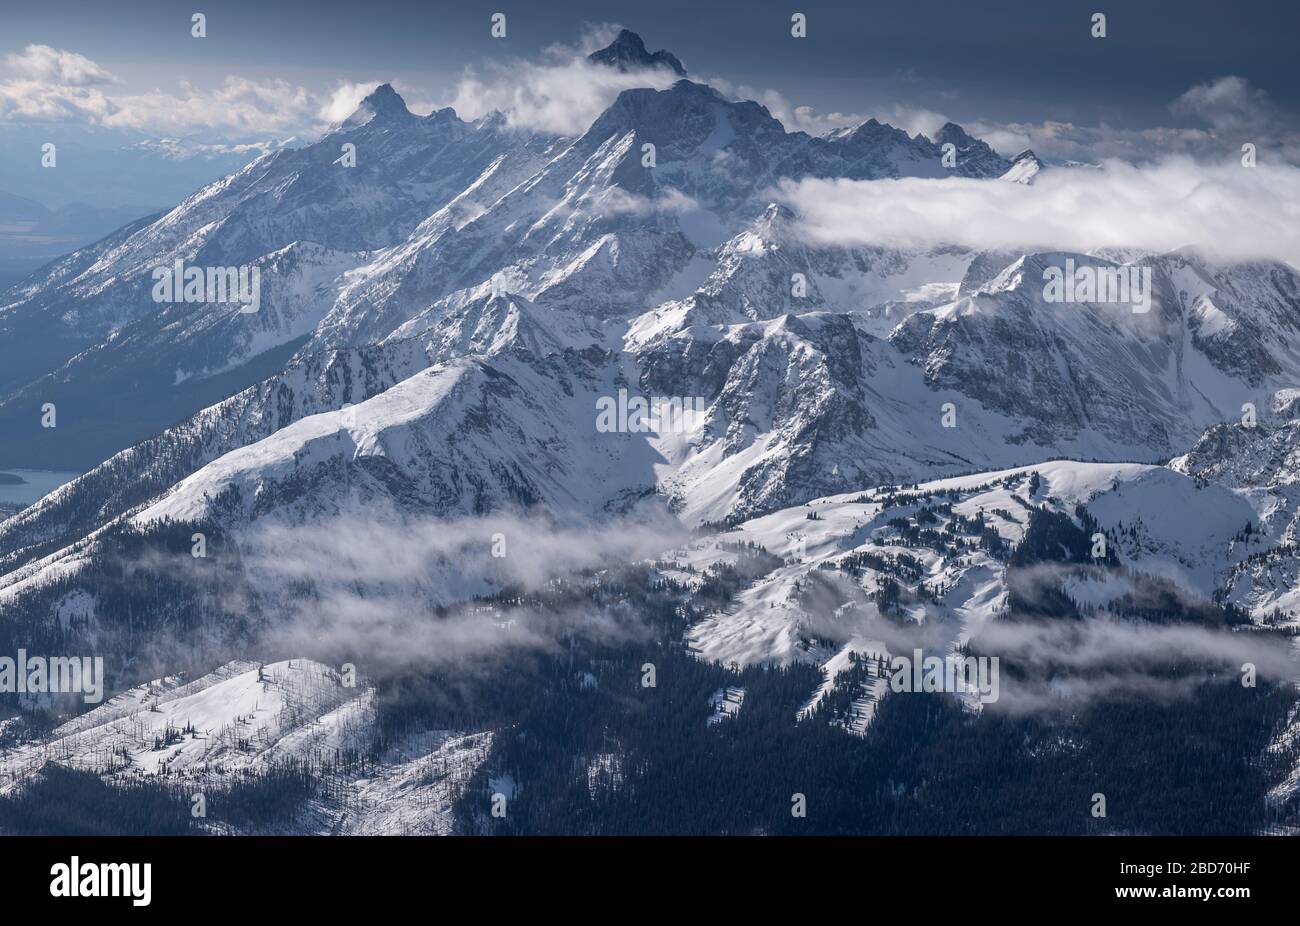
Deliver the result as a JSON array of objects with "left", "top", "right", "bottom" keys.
[
  {"left": 0, "top": 79, "right": 112, "bottom": 121},
  {"left": 590, "top": 187, "right": 699, "bottom": 217},
  {"left": 789, "top": 565, "right": 1298, "bottom": 714},
  {"left": 236, "top": 508, "right": 688, "bottom": 673},
  {"left": 0, "top": 36, "right": 681, "bottom": 141},
  {"left": 779, "top": 158, "right": 1300, "bottom": 267},
  {"left": 5, "top": 38, "right": 1295, "bottom": 178},
  {"left": 873, "top": 105, "right": 950, "bottom": 141},
  {"left": 1172, "top": 75, "right": 1276, "bottom": 133},
  {"left": 5, "top": 44, "right": 116, "bottom": 86},
  {"left": 444, "top": 42, "right": 680, "bottom": 135},
  {"left": 975, "top": 611, "right": 1297, "bottom": 714},
  {"left": 0, "top": 44, "right": 357, "bottom": 138},
  {"left": 0, "top": 46, "right": 322, "bottom": 137},
  {"left": 318, "top": 81, "right": 383, "bottom": 124},
  {"left": 101, "top": 77, "right": 317, "bottom": 134}
]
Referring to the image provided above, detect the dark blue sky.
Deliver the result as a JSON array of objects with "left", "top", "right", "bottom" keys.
[{"left": 5, "top": 0, "right": 1297, "bottom": 129}]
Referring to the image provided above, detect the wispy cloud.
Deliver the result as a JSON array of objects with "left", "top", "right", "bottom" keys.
[
  {"left": 101, "top": 77, "right": 318, "bottom": 135},
  {"left": 790, "top": 575, "right": 1296, "bottom": 714},
  {"left": 242, "top": 508, "right": 686, "bottom": 598},
  {"left": 0, "top": 44, "right": 321, "bottom": 136},
  {"left": 588, "top": 187, "right": 699, "bottom": 217},
  {"left": 442, "top": 35, "right": 680, "bottom": 135},
  {"left": 118, "top": 505, "right": 688, "bottom": 676},
  {"left": 1172, "top": 75, "right": 1280, "bottom": 135},
  {"left": 976, "top": 614, "right": 1297, "bottom": 714},
  {"left": 229, "top": 507, "right": 687, "bottom": 673},
  {"left": 318, "top": 81, "right": 384, "bottom": 124}
]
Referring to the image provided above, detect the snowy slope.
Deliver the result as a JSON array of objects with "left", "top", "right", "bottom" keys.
[
  {"left": 0, "top": 658, "right": 493, "bottom": 835},
  {"left": 0, "top": 30, "right": 1298, "bottom": 751},
  {"left": 673, "top": 460, "right": 1154, "bottom": 669},
  {"left": 0, "top": 660, "right": 362, "bottom": 785}
]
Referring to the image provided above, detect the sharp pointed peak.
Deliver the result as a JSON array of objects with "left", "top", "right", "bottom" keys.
[
  {"left": 758, "top": 202, "right": 798, "bottom": 224},
  {"left": 848, "top": 118, "right": 900, "bottom": 136},
  {"left": 474, "top": 110, "right": 510, "bottom": 131},
  {"left": 829, "top": 117, "right": 909, "bottom": 144},
  {"left": 588, "top": 29, "right": 687, "bottom": 77},
  {"left": 999, "top": 149, "right": 1044, "bottom": 183},
  {"left": 362, "top": 83, "right": 408, "bottom": 112},
  {"left": 608, "top": 29, "right": 646, "bottom": 49},
  {"left": 366, "top": 83, "right": 401, "bottom": 102},
  {"left": 934, "top": 121, "right": 977, "bottom": 144},
  {"left": 342, "top": 83, "right": 413, "bottom": 127}
]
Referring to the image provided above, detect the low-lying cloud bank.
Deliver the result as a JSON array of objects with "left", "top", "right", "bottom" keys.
[
  {"left": 242, "top": 508, "right": 688, "bottom": 600},
  {"left": 235, "top": 508, "right": 689, "bottom": 674},
  {"left": 779, "top": 158, "right": 1300, "bottom": 267},
  {"left": 794, "top": 573, "right": 1297, "bottom": 714}
]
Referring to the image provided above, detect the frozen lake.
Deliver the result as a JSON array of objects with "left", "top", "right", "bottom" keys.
[{"left": 0, "top": 469, "right": 80, "bottom": 506}]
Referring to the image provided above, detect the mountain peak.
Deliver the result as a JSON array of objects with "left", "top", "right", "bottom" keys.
[
  {"left": 1000, "top": 149, "right": 1044, "bottom": 184},
  {"left": 758, "top": 201, "right": 798, "bottom": 227},
  {"left": 588, "top": 29, "right": 687, "bottom": 76},
  {"left": 826, "top": 117, "right": 913, "bottom": 148},
  {"left": 934, "top": 121, "right": 978, "bottom": 146},
  {"left": 342, "top": 83, "right": 413, "bottom": 127},
  {"left": 425, "top": 105, "right": 461, "bottom": 125}
]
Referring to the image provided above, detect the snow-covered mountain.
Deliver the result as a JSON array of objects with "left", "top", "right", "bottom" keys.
[
  {"left": 999, "top": 149, "right": 1043, "bottom": 184},
  {"left": 2, "top": 30, "right": 1299, "bottom": 835},
  {"left": 4, "top": 27, "right": 1299, "bottom": 592},
  {"left": 0, "top": 43, "right": 1015, "bottom": 472},
  {"left": 0, "top": 86, "right": 565, "bottom": 468}
]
